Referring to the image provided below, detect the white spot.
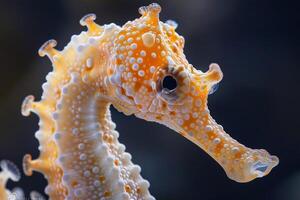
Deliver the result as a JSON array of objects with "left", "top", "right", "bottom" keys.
[
  {"left": 161, "top": 51, "right": 166, "bottom": 57},
  {"left": 140, "top": 50, "right": 146, "bottom": 57},
  {"left": 63, "top": 174, "right": 70, "bottom": 182},
  {"left": 142, "top": 32, "right": 155, "bottom": 48},
  {"left": 132, "top": 63, "right": 139, "bottom": 71},
  {"left": 56, "top": 103, "right": 62, "bottom": 110},
  {"left": 129, "top": 57, "right": 135, "bottom": 64},
  {"left": 94, "top": 180, "right": 100, "bottom": 187},
  {"left": 192, "top": 112, "right": 198, "bottom": 118},
  {"left": 150, "top": 66, "right": 156, "bottom": 73},
  {"left": 71, "top": 35, "right": 78, "bottom": 42},
  {"left": 82, "top": 74, "right": 88, "bottom": 83},
  {"left": 177, "top": 119, "right": 184, "bottom": 125},
  {"left": 151, "top": 52, "right": 157, "bottom": 58},
  {"left": 166, "top": 19, "right": 178, "bottom": 29},
  {"left": 130, "top": 43, "right": 137, "bottom": 50},
  {"left": 151, "top": 81, "right": 156, "bottom": 89},
  {"left": 119, "top": 35, "right": 125, "bottom": 40},
  {"left": 72, "top": 128, "right": 79, "bottom": 135},
  {"left": 52, "top": 112, "right": 59, "bottom": 120},
  {"left": 127, "top": 38, "right": 133, "bottom": 43},
  {"left": 88, "top": 37, "right": 96, "bottom": 44},
  {"left": 137, "top": 57, "right": 143, "bottom": 64},
  {"left": 86, "top": 58, "right": 93, "bottom": 68},
  {"left": 77, "top": 45, "right": 86, "bottom": 52},
  {"left": 232, "top": 147, "right": 239, "bottom": 153},
  {"left": 71, "top": 72, "right": 80, "bottom": 83},
  {"left": 84, "top": 170, "right": 91, "bottom": 177},
  {"left": 54, "top": 133, "right": 61, "bottom": 140},
  {"left": 195, "top": 100, "right": 202, "bottom": 107},
  {"left": 74, "top": 188, "right": 83, "bottom": 197},
  {"left": 167, "top": 56, "right": 175, "bottom": 66},
  {"left": 213, "top": 138, "right": 221, "bottom": 144},
  {"left": 205, "top": 125, "right": 213, "bottom": 132},
  {"left": 110, "top": 74, "right": 121, "bottom": 85},
  {"left": 127, "top": 72, "right": 132, "bottom": 78},
  {"left": 178, "top": 71, "right": 188, "bottom": 79},
  {"left": 53, "top": 55, "right": 59, "bottom": 62},
  {"left": 138, "top": 70, "right": 145, "bottom": 77},
  {"left": 184, "top": 114, "right": 190, "bottom": 120},
  {"left": 119, "top": 65, "right": 125, "bottom": 72},
  {"left": 118, "top": 54, "right": 124, "bottom": 60},
  {"left": 92, "top": 167, "right": 99, "bottom": 174},
  {"left": 79, "top": 153, "right": 87, "bottom": 160},
  {"left": 138, "top": 24, "right": 146, "bottom": 30},
  {"left": 78, "top": 143, "right": 85, "bottom": 150}
]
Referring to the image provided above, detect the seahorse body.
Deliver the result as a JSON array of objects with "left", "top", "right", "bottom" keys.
[
  {"left": 8, "top": 3, "right": 278, "bottom": 200},
  {"left": 21, "top": 15, "right": 153, "bottom": 199}
]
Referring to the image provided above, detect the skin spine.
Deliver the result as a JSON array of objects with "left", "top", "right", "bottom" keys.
[{"left": 0, "top": 3, "right": 279, "bottom": 200}]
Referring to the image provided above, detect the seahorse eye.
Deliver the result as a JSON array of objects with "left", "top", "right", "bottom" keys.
[
  {"left": 154, "top": 65, "right": 190, "bottom": 105},
  {"left": 162, "top": 75, "right": 177, "bottom": 91}
]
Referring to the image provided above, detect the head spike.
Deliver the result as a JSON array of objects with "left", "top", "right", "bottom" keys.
[
  {"left": 30, "top": 191, "right": 46, "bottom": 200},
  {"left": 23, "top": 154, "right": 49, "bottom": 176},
  {"left": 138, "top": 3, "right": 161, "bottom": 24},
  {"left": 80, "top": 13, "right": 103, "bottom": 35},
  {"left": 21, "top": 95, "right": 35, "bottom": 116},
  {"left": 80, "top": 13, "right": 96, "bottom": 26},
  {"left": 205, "top": 63, "right": 223, "bottom": 84},
  {"left": 21, "top": 95, "right": 46, "bottom": 116},
  {"left": 11, "top": 187, "right": 25, "bottom": 200},
  {"left": 166, "top": 20, "right": 178, "bottom": 29},
  {"left": 0, "top": 160, "right": 21, "bottom": 182},
  {"left": 22, "top": 154, "right": 33, "bottom": 176},
  {"left": 38, "top": 39, "right": 60, "bottom": 62},
  {"left": 139, "top": 3, "right": 161, "bottom": 16}
]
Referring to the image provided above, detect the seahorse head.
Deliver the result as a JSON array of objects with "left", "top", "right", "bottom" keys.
[
  {"left": 108, "top": 3, "right": 278, "bottom": 183},
  {"left": 110, "top": 3, "right": 222, "bottom": 134}
]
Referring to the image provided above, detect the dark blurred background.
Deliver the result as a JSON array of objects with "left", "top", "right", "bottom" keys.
[{"left": 0, "top": 0, "right": 299, "bottom": 199}]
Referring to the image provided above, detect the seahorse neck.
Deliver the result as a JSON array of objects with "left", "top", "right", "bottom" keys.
[
  {"left": 20, "top": 22, "right": 154, "bottom": 199},
  {"left": 51, "top": 72, "right": 152, "bottom": 199}
]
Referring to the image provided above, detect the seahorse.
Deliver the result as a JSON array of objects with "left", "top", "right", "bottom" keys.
[{"left": 2, "top": 3, "right": 279, "bottom": 200}]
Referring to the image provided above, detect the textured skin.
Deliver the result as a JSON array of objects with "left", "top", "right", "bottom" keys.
[
  {"left": 0, "top": 160, "right": 23, "bottom": 200},
  {"left": 2, "top": 3, "right": 278, "bottom": 200}
]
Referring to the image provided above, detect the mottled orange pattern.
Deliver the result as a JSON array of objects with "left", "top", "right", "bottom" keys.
[{"left": 1, "top": 3, "right": 278, "bottom": 200}]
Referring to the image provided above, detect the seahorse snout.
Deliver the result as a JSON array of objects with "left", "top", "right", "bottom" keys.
[
  {"left": 245, "top": 149, "right": 279, "bottom": 181},
  {"left": 225, "top": 148, "right": 279, "bottom": 183}
]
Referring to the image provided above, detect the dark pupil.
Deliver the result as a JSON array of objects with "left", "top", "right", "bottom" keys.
[{"left": 162, "top": 75, "right": 177, "bottom": 90}]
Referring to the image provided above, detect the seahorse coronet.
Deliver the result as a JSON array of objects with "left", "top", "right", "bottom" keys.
[{"left": 0, "top": 3, "right": 279, "bottom": 200}]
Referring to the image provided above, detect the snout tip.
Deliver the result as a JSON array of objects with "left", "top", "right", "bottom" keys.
[
  {"left": 249, "top": 151, "right": 279, "bottom": 179},
  {"left": 234, "top": 149, "right": 279, "bottom": 183}
]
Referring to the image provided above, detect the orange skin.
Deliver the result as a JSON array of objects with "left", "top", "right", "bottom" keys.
[
  {"left": 110, "top": 3, "right": 279, "bottom": 183},
  {"left": 17, "top": 3, "right": 279, "bottom": 200}
]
